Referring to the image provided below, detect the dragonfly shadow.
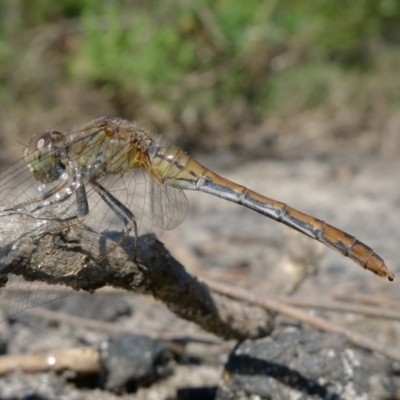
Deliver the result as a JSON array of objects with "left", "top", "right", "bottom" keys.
[
  {"left": 88, "top": 228, "right": 157, "bottom": 265},
  {"left": 225, "top": 354, "right": 346, "bottom": 400}
]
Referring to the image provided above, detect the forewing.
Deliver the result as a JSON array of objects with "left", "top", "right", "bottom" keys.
[{"left": 0, "top": 159, "right": 75, "bottom": 321}]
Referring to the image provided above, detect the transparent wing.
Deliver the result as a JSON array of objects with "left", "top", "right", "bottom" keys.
[
  {"left": 150, "top": 178, "right": 189, "bottom": 231},
  {"left": 0, "top": 156, "right": 77, "bottom": 320},
  {"left": 0, "top": 118, "right": 190, "bottom": 320},
  {"left": 0, "top": 278, "right": 73, "bottom": 322},
  {"left": 73, "top": 167, "right": 189, "bottom": 258}
]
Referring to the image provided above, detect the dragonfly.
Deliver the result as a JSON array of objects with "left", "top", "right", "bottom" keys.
[{"left": 0, "top": 117, "right": 394, "bottom": 318}]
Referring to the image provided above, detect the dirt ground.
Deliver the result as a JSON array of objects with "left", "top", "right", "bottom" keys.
[
  {"left": 0, "top": 4, "right": 399, "bottom": 398},
  {"left": 0, "top": 125, "right": 399, "bottom": 398}
]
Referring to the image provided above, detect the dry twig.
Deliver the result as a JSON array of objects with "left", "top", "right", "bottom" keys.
[
  {"left": 280, "top": 297, "right": 400, "bottom": 320},
  {"left": 0, "top": 347, "right": 101, "bottom": 376},
  {"left": 0, "top": 213, "right": 273, "bottom": 340}
]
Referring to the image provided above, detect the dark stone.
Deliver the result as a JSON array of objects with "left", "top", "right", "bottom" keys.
[
  {"left": 216, "top": 327, "right": 370, "bottom": 400},
  {"left": 100, "top": 333, "right": 174, "bottom": 392}
]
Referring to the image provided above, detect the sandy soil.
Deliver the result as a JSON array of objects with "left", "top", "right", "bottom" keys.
[{"left": 0, "top": 144, "right": 399, "bottom": 398}]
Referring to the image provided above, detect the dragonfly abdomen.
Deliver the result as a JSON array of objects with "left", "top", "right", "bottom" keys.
[
  {"left": 240, "top": 186, "right": 392, "bottom": 279},
  {"left": 147, "top": 144, "right": 393, "bottom": 280}
]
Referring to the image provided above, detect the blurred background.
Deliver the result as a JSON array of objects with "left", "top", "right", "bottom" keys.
[
  {"left": 1, "top": 2, "right": 400, "bottom": 398},
  {"left": 0, "top": 0, "right": 399, "bottom": 163}
]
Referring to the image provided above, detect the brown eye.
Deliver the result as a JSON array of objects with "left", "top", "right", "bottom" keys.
[
  {"left": 24, "top": 131, "right": 67, "bottom": 183},
  {"left": 28, "top": 132, "right": 51, "bottom": 157},
  {"left": 28, "top": 131, "right": 64, "bottom": 156}
]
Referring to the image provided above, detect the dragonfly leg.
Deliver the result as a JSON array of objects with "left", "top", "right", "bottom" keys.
[{"left": 90, "top": 179, "right": 139, "bottom": 262}]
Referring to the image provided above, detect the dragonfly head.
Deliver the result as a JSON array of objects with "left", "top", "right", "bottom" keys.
[{"left": 24, "top": 131, "right": 68, "bottom": 183}]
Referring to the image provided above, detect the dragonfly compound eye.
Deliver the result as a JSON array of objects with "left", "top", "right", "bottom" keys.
[{"left": 24, "top": 131, "right": 67, "bottom": 183}]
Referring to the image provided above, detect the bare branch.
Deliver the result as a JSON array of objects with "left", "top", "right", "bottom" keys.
[{"left": 0, "top": 213, "right": 274, "bottom": 340}]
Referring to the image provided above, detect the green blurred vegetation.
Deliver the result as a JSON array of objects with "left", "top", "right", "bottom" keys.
[{"left": 0, "top": 0, "right": 399, "bottom": 155}]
